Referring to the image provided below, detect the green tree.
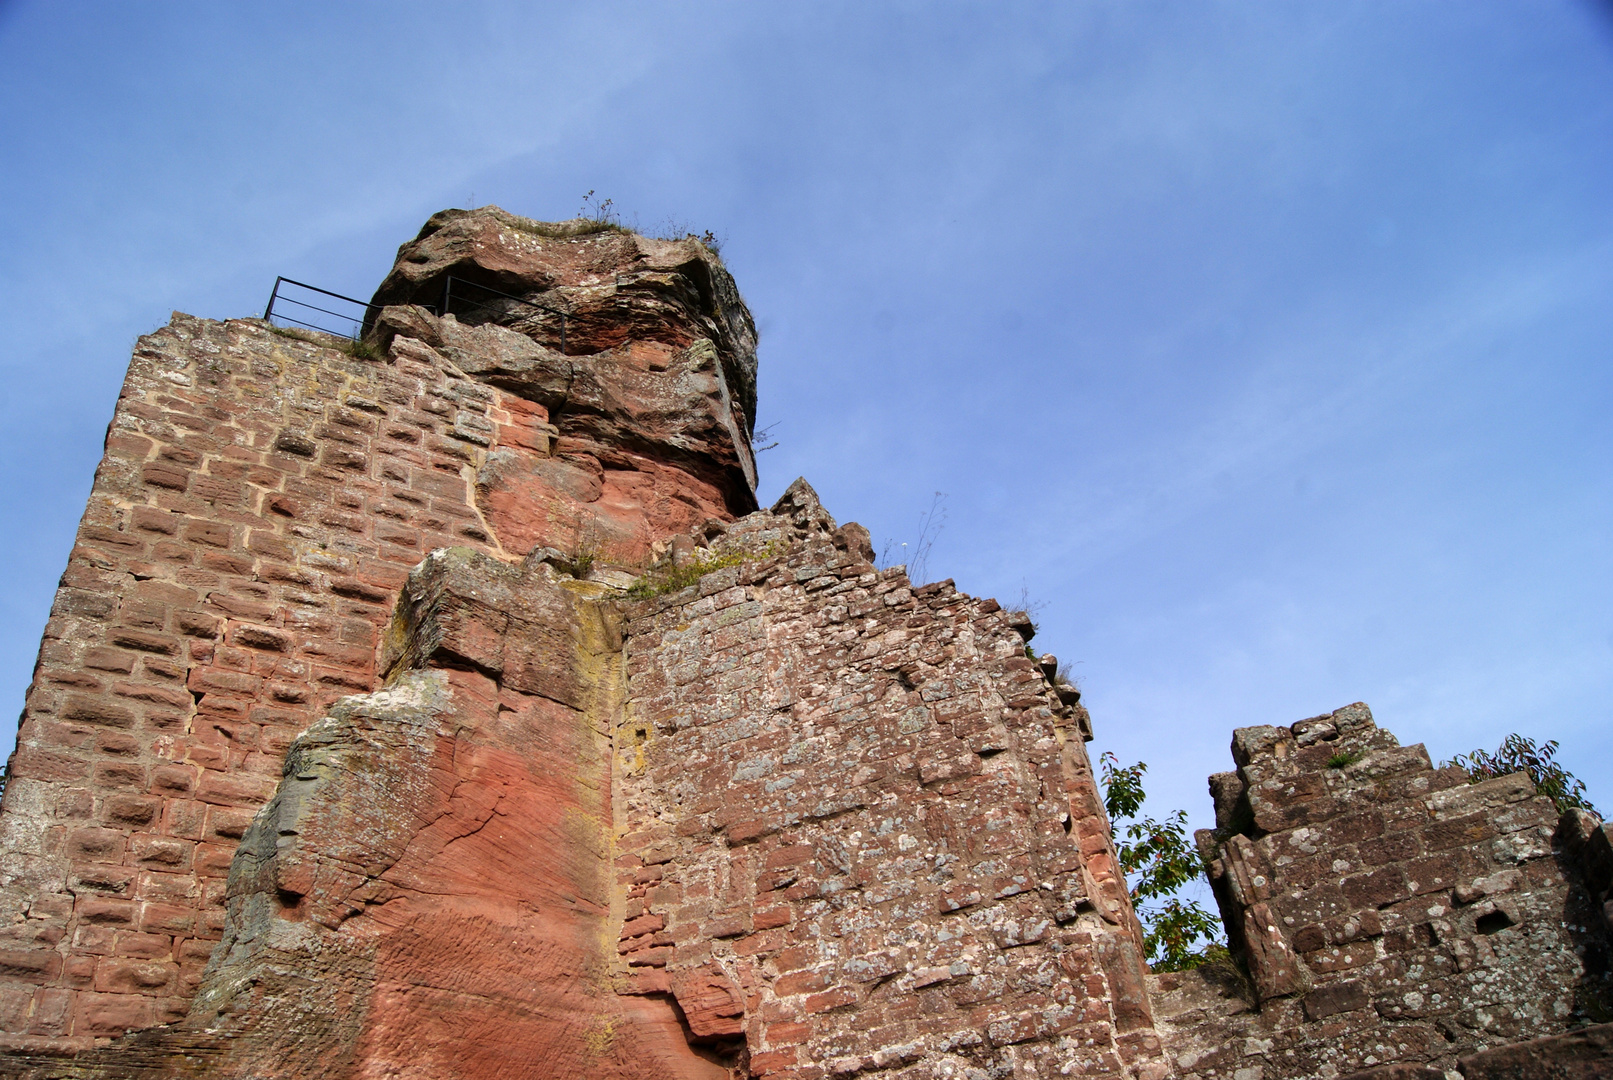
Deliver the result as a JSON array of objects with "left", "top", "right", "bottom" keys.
[
  {"left": 1099, "top": 752, "right": 1224, "bottom": 971},
  {"left": 1444, "top": 733, "right": 1599, "bottom": 818}
]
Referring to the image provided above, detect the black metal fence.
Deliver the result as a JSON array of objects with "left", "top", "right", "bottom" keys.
[
  {"left": 262, "top": 277, "right": 379, "bottom": 340},
  {"left": 263, "top": 275, "right": 569, "bottom": 351}
]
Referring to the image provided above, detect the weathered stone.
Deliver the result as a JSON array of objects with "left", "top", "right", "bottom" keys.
[
  {"left": 0, "top": 210, "right": 759, "bottom": 1057},
  {"left": 1301, "top": 979, "right": 1368, "bottom": 1020},
  {"left": 368, "top": 206, "right": 758, "bottom": 502},
  {"left": 606, "top": 493, "right": 1161, "bottom": 1079},
  {"left": 1457, "top": 1021, "right": 1613, "bottom": 1079},
  {"left": 1167, "top": 701, "right": 1613, "bottom": 1079},
  {"left": 1339, "top": 1066, "right": 1445, "bottom": 1080}
]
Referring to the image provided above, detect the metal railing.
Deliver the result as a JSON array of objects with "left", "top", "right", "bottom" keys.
[
  {"left": 262, "top": 277, "right": 381, "bottom": 340},
  {"left": 263, "top": 275, "right": 570, "bottom": 352}
]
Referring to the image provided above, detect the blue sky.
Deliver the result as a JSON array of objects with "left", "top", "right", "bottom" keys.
[{"left": 2, "top": 2, "right": 1609, "bottom": 835}]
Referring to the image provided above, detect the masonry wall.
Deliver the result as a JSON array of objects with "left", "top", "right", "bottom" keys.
[
  {"left": 0, "top": 316, "right": 524, "bottom": 1039},
  {"left": 1148, "top": 703, "right": 1613, "bottom": 1080},
  {"left": 611, "top": 487, "right": 1170, "bottom": 1080},
  {"left": 0, "top": 302, "right": 748, "bottom": 1042},
  {"left": 0, "top": 488, "right": 1179, "bottom": 1080}
]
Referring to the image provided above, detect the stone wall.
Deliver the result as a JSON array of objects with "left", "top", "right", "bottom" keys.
[
  {"left": 0, "top": 487, "right": 1179, "bottom": 1080},
  {"left": 0, "top": 315, "right": 518, "bottom": 1040},
  {"left": 145, "top": 548, "right": 736, "bottom": 1079},
  {"left": 611, "top": 483, "right": 1168, "bottom": 1080},
  {"left": 0, "top": 209, "right": 761, "bottom": 1046},
  {"left": 1149, "top": 703, "right": 1613, "bottom": 1080}
]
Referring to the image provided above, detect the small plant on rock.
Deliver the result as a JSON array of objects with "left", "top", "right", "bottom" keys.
[
  {"left": 579, "top": 189, "right": 619, "bottom": 226},
  {"left": 549, "top": 510, "right": 604, "bottom": 580},
  {"left": 877, "top": 492, "right": 947, "bottom": 586},
  {"left": 622, "top": 540, "right": 783, "bottom": 601},
  {"left": 555, "top": 545, "right": 597, "bottom": 581},
  {"left": 268, "top": 324, "right": 383, "bottom": 362},
  {"left": 751, "top": 421, "right": 780, "bottom": 454},
  {"left": 1326, "top": 750, "right": 1363, "bottom": 769}
]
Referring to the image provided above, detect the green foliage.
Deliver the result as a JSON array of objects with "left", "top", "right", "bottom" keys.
[
  {"left": 1326, "top": 750, "right": 1363, "bottom": 769},
  {"left": 347, "top": 337, "right": 385, "bottom": 362},
  {"left": 1444, "top": 733, "right": 1599, "bottom": 817},
  {"left": 622, "top": 541, "right": 782, "bottom": 601},
  {"left": 1100, "top": 752, "right": 1225, "bottom": 971},
  {"left": 545, "top": 509, "right": 604, "bottom": 580},
  {"left": 554, "top": 544, "right": 598, "bottom": 581}
]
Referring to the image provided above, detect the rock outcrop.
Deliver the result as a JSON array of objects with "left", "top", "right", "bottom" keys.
[
  {"left": 180, "top": 548, "right": 735, "bottom": 1079},
  {"left": 0, "top": 209, "right": 1607, "bottom": 1078},
  {"left": 369, "top": 206, "right": 761, "bottom": 528}
]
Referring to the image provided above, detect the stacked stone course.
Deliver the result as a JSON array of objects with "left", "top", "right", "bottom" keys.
[
  {"left": 0, "top": 314, "right": 524, "bottom": 1040},
  {"left": 0, "top": 484, "right": 1175, "bottom": 1079},
  {"left": 1149, "top": 703, "right": 1613, "bottom": 1079},
  {"left": 0, "top": 208, "right": 760, "bottom": 1046}
]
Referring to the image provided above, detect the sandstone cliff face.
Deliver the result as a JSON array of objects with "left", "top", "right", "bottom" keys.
[
  {"left": 1, "top": 209, "right": 1609, "bottom": 1079},
  {"left": 370, "top": 209, "right": 758, "bottom": 431},
  {"left": 375, "top": 303, "right": 755, "bottom": 563},
  {"left": 183, "top": 551, "right": 733, "bottom": 1079}
]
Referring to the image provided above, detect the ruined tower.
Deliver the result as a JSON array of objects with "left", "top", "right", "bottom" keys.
[{"left": 0, "top": 209, "right": 1606, "bottom": 1078}]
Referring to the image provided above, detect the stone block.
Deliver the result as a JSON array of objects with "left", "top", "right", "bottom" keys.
[
  {"left": 1458, "top": 1021, "right": 1613, "bottom": 1079},
  {"left": 1302, "top": 979, "right": 1369, "bottom": 1020}
]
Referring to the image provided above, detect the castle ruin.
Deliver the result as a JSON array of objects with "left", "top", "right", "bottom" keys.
[{"left": 0, "top": 209, "right": 1606, "bottom": 1079}]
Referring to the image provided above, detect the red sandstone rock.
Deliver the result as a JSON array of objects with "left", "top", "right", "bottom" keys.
[
  {"left": 672, "top": 966, "right": 747, "bottom": 1040},
  {"left": 368, "top": 206, "right": 759, "bottom": 529},
  {"left": 375, "top": 305, "right": 754, "bottom": 563},
  {"left": 177, "top": 553, "right": 733, "bottom": 1079},
  {"left": 0, "top": 212, "right": 762, "bottom": 1053},
  {"left": 1457, "top": 1021, "right": 1613, "bottom": 1079}
]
